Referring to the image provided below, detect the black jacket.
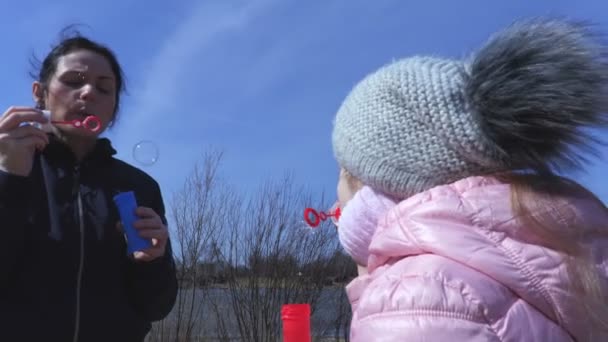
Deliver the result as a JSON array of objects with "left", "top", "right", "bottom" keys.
[{"left": 0, "top": 136, "right": 178, "bottom": 342}]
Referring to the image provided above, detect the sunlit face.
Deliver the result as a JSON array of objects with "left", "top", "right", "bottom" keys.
[
  {"left": 33, "top": 49, "right": 117, "bottom": 137},
  {"left": 337, "top": 168, "right": 362, "bottom": 209}
]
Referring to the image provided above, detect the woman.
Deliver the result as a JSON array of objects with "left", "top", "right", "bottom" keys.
[{"left": 0, "top": 29, "right": 178, "bottom": 342}]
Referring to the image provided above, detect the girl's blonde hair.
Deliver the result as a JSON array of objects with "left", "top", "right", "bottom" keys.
[
  {"left": 501, "top": 172, "right": 608, "bottom": 337},
  {"left": 342, "top": 168, "right": 363, "bottom": 191}
]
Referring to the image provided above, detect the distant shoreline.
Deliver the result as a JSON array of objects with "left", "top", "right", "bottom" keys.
[{"left": 177, "top": 282, "right": 350, "bottom": 290}]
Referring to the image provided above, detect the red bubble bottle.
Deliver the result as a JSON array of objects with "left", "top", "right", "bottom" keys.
[{"left": 281, "top": 304, "right": 311, "bottom": 342}]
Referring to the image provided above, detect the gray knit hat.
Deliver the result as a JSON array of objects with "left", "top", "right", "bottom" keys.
[{"left": 332, "top": 18, "right": 608, "bottom": 198}]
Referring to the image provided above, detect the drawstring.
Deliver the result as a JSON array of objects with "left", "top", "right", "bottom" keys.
[{"left": 40, "top": 154, "right": 63, "bottom": 240}]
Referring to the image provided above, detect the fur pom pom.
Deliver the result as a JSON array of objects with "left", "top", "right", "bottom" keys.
[{"left": 466, "top": 18, "right": 608, "bottom": 172}]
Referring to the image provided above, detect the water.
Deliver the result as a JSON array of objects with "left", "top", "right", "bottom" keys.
[{"left": 148, "top": 287, "right": 351, "bottom": 340}]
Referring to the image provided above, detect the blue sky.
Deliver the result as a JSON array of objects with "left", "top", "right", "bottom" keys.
[{"left": 1, "top": 0, "right": 606, "bottom": 222}]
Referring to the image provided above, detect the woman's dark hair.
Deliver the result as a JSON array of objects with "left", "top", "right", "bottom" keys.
[{"left": 30, "top": 25, "right": 126, "bottom": 124}]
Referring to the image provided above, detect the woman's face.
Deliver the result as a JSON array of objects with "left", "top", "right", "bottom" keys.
[{"left": 33, "top": 49, "right": 117, "bottom": 137}]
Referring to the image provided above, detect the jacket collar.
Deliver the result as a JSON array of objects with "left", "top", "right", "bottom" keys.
[{"left": 43, "top": 134, "right": 117, "bottom": 167}]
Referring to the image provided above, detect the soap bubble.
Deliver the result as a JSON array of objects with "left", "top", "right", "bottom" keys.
[{"left": 132, "top": 140, "right": 159, "bottom": 166}]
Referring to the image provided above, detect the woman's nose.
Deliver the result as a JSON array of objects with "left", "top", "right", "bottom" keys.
[{"left": 79, "top": 84, "right": 96, "bottom": 101}]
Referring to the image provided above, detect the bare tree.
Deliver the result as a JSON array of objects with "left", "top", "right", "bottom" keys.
[
  {"left": 205, "top": 175, "right": 349, "bottom": 341},
  {"left": 146, "top": 151, "right": 356, "bottom": 341},
  {"left": 147, "top": 150, "right": 239, "bottom": 341}
]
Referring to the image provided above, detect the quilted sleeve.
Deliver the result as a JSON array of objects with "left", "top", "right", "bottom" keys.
[{"left": 349, "top": 256, "right": 501, "bottom": 342}]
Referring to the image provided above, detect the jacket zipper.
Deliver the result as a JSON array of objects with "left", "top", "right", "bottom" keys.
[{"left": 72, "top": 165, "right": 85, "bottom": 342}]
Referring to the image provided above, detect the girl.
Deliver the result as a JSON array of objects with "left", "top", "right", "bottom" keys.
[
  {"left": 0, "top": 28, "right": 177, "bottom": 341},
  {"left": 332, "top": 18, "right": 608, "bottom": 341}
]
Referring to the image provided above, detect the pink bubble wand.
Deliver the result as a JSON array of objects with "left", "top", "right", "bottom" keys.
[
  {"left": 41, "top": 110, "right": 102, "bottom": 133},
  {"left": 302, "top": 202, "right": 341, "bottom": 228}
]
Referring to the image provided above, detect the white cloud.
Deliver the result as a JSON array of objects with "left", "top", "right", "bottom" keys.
[{"left": 125, "top": 0, "right": 278, "bottom": 131}]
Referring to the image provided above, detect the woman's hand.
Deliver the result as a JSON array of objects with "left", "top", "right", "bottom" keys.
[
  {"left": 0, "top": 106, "right": 49, "bottom": 176},
  {"left": 128, "top": 206, "right": 169, "bottom": 262}
]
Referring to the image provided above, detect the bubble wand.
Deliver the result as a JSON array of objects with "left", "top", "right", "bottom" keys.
[
  {"left": 40, "top": 110, "right": 102, "bottom": 133},
  {"left": 302, "top": 202, "right": 341, "bottom": 228}
]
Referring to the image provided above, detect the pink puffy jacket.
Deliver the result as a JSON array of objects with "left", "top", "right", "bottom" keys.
[{"left": 346, "top": 176, "right": 608, "bottom": 341}]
